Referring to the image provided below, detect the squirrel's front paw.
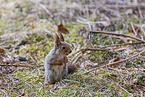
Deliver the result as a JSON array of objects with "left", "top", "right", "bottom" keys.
[
  {"left": 64, "top": 57, "right": 68, "bottom": 63},
  {"left": 52, "top": 60, "right": 63, "bottom": 65}
]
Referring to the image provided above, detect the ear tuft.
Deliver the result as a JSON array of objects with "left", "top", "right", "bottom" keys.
[
  {"left": 54, "top": 34, "right": 61, "bottom": 48},
  {"left": 57, "top": 23, "right": 69, "bottom": 34},
  {"left": 58, "top": 32, "right": 64, "bottom": 41}
]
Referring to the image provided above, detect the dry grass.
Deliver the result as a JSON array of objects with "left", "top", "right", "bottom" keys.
[{"left": 0, "top": 0, "right": 145, "bottom": 96}]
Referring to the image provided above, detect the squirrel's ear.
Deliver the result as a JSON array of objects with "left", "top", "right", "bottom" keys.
[
  {"left": 55, "top": 34, "right": 61, "bottom": 48},
  {"left": 58, "top": 32, "right": 64, "bottom": 41}
]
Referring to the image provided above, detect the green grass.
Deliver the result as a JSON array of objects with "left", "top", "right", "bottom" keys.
[{"left": 0, "top": 0, "right": 145, "bottom": 97}]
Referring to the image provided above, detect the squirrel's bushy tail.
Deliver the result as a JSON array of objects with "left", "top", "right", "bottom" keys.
[{"left": 67, "top": 63, "right": 77, "bottom": 74}]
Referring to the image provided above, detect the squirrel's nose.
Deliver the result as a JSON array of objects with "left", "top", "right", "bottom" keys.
[{"left": 69, "top": 50, "right": 72, "bottom": 53}]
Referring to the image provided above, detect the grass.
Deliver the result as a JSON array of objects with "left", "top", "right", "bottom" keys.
[{"left": 0, "top": 0, "right": 145, "bottom": 96}]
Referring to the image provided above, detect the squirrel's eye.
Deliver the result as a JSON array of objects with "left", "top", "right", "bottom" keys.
[
  {"left": 69, "top": 51, "right": 72, "bottom": 53},
  {"left": 62, "top": 46, "right": 65, "bottom": 49}
]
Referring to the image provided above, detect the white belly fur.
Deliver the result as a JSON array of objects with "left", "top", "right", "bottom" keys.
[{"left": 52, "top": 64, "right": 65, "bottom": 81}]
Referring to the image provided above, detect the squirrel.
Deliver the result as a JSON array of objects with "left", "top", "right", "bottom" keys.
[{"left": 44, "top": 32, "right": 76, "bottom": 84}]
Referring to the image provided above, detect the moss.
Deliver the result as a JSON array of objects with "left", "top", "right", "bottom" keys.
[{"left": 0, "top": 0, "right": 145, "bottom": 96}]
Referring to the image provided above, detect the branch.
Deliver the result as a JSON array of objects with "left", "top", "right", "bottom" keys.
[
  {"left": 82, "top": 50, "right": 145, "bottom": 74},
  {"left": 99, "top": 41, "right": 145, "bottom": 48},
  {"left": 0, "top": 64, "right": 43, "bottom": 68},
  {"left": 105, "top": 50, "right": 145, "bottom": 67},
  {"left": 69, "top": 47, "right": 113, "bottom": 57},
  {"left": 90, "top": 31, "right": 145, "bottom": 42}
]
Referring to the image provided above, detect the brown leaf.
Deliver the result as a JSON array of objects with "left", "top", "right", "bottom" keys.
[
  {"left": 135, "top": 26, "right": 141, "bottom": 38},
  {"left": 109, "top": 56, "right": 119, "bottom": 67},
  {"left": 113, "top": 56, "right": 120, "bottom": 62},
  {"left": 0, "top": 48, "right": 5, "bottom": 54},
  {"left": 86, "top": 64, "right": 91, "bottom": 67},
  {"left": 134, "top": 26, "right": 141, "bottom": 33},
  {"left": 128, "top": 26, "right": 141, "bottom": 38},
  {"left": 57, "top": 23, "right": 69, "bottom": 34},
  {"left": 109, "top": 56, "right": 125, "bottom": 68}
]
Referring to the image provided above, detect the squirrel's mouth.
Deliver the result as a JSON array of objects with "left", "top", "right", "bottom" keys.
[
  {"left": 65, "top": 50, "right": 72, "bottom": 55},
  {"left": 66, "top": 52, "right": 71, "bottom": 55}
]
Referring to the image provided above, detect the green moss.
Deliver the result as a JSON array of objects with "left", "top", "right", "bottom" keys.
[{"left": 0, "top": 0, "right": 145, "bottom": 97}]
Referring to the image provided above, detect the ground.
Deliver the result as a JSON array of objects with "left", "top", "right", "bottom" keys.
[{"left": 0, "top": 0, "right": 145, "bottom": 96}]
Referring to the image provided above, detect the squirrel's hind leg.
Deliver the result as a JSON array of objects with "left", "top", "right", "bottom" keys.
[
  {"left": 45, "top": 69, "right": 56, "bottom": 84},
  {"left": 62, "top": 63, "right": 68, "bottom": 77}
]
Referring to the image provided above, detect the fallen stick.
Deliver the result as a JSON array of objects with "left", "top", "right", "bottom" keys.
[
  {"left": 99, "top": 41, "right": 145, "bottom": 48},
  {"left": 82, "top": 49, "right": 145, "bottom": 74},
  {"left": 90, "top": 31, "right": 145, "bottom": 42},
  {"left": 0, "top": 64, "right": 43, "bottom": 68},
  {"left": 69, "top": 47, "right": 113, "bottom": 57}
]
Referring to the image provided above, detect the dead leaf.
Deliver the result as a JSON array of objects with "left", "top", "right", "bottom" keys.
[
  {"left": 86, "top": 64, "right": 91, "bottom": 68},
  {"left": 57, "top": 23, "right": 69, "bottom": 34},
  {"left": 113, "top": 56, "right": 120, "bottom": 62},
  {"left": 0, "top": 48, "right": 5, "bottom": 54},
  {"left": 128, "top": 26, "right": 141, "bottom": 38},
  {"left": 109, "top": 56, "right": 125, "bottom": 68},
  {"left": 135, "top": 26, "right": 141, "bottom": 38}
]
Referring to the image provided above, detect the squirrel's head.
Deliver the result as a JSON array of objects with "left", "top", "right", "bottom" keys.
[{"left": 54, "top": 33, "right": 72, "bottom": 55}]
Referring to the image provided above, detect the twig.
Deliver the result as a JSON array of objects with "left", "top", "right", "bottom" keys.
[
  {"left": 113, "top": 49, "right": 143, "bottom": 68},
  {"left": 39, "top": 3, "right": 56, "bottom": 25},
  {"left": 82, "top": 68, "right": 99, "bottom": 75},
  {"left": 82, "top": 50, "right": 145, "bottom": 74},
  {"left": 0, "top": 64, "right": 43, "bottom": 68},
  {"left": 0, "top": 89, "right": 8, "bottom": 96},
  {"left": 90, "top": 31, "right": 145, "bottom": 42},
  {"left": 69, "top": 47, "right": 113, "bottom": 57},
  {"left": 72, "top": 53, "right": 83, "bottom": 65},
  {"left": 98, "top": 41, "right": 145, "bottom": 48},
  {"left": 39, "top": 3, "right": 51, "bottom": 16},
  {"left": 119, "top": 85, "right": 132, "bottom": 96},
  {"left": 63, "top": 79, "right": 81, "bottom": 84},
  {"left": 105, "top": 3, "right": 145, "bottom": 8},
  {"left": 105, "top": 49, "right": 145, "bottom": 67},
  {"left": 138, "top": 6, "right": 143, "bottom": 19},
  {"left": 3, "top": 12, "right": 29, "bottom": 31}
]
